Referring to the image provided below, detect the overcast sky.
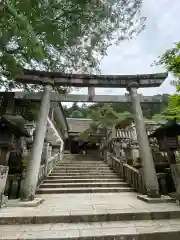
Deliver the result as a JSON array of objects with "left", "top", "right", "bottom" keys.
[{"left": 68, "top": 0, "right": 179, "bottom": 101}]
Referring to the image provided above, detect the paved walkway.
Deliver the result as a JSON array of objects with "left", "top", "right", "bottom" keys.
[
  {"left": 1, "top": 156, "right": 180, "bottom": 239},
  {"left": 1, "top": 192, "right": 180, "bottom": 239},
  {"left": 1, "top": 192, "right": 179, "bottom": 218}
]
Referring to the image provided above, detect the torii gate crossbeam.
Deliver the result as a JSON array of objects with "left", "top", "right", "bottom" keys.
[
  {"left": 15, "top": 69, "right": 168, "bottom": 201},
  {"left": 13, "top": 92, "right": 165, "bottom": 103},
  {"left": 16, "top": 69, "right": 168, "bottom": 88}
]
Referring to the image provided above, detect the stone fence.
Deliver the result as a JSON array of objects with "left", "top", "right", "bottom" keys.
[
  {"left": 37, "top": 152, "right": 62, "bottom": 186},
  {"left": 105, "top": 153, "right": 147, "bottom": 194},
  {"left": 5, "top": 151, "right": 63, "bottom": 200}
]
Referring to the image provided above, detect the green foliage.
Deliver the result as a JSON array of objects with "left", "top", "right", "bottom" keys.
[
  {"left": 156, "top": 42, "right": 180, "bottom": 79},
  {"left": 77, "top": 104, "right": 133, "bottom": 142},
  {"left": 70, "top": 110, "right": 84, "bottom": 118},
  {"left": 0, "top": 0, "right": 145, "bottom": 90},
  {"left": 63, "top": 95, "right": 169, "bottom": 120},
  {"left": 15, "top": 100, "right": 40, "bottom": 121},
  {"left": 151, "top": 114, "right": 166, "bottom": 123},
  {"left": 166, "top": 94, "right": 180, "bottom": 120},
  {"left": 156, "top": 42, "right": 180, "bottom": 120}
]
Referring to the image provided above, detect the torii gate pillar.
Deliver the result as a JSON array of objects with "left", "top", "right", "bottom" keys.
[
  {"left": 20, "top": 84, "right": 53, "bottom": 201},
  {"left": 127, "top": 82, "right": 160, "bottom": 198}
]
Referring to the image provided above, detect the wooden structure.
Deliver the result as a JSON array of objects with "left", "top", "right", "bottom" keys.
[
  {"left": 150, "top": 120, "right": 180, "bottom": 164},
  {"left": 149, "top": 120, "right": 180, "bottom": 198},
  {"left": 0, "top": 115, "right": 30, "bottom": 166},
  {"left": 65, "top": 118, "right": 100, "bottom": 154},
  {"left": 0, "top": 115, "right": 30, "bottom": 200}
]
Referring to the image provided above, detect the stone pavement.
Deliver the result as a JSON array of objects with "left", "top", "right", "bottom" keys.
[
  {"left": 1, "top": 157, "right": 180, "bottom": 239},
  {"left": 1, "top": 192, "right": 180, "bottom": 239}
]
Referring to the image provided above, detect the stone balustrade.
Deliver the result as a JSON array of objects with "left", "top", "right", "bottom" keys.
[
  {"left": 37, "top": 152, "right": 60, "bottom": 186},
  {"left": 40, "top": 151, "right": 62, "bottom": 184},
  {"left": 105, "top": 153, "right": 147, "bottom": 195},
  {"left": 5, "top": 152, "right": 62, "bottom": 200},
  {"left": 37, "top": 164, "right": 46, "bottom": 186}
]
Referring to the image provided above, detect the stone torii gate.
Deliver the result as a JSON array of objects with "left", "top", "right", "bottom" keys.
[{"left": 15, "top": 69, "right": 168, "bottom": 200}]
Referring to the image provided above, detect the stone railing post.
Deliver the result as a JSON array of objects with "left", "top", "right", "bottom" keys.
[
  {"left": 43, "top": 142, "right": 49, "bottom": 176},
  {"left": 127, "top": 82, "right": 159, "bottom": 198},
  {"left": 52, "top": 145, "right": 61, "bottom": 164},
  {"left": 48, "top": 145, "right": 52, "bottom": 160},
  {"left": 20, "top": 83, "right": 53, "bottom": 201}
]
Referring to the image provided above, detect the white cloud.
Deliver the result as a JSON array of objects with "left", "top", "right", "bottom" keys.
[
  {"left": 99, "top": 0, "right": 179, "bottom": 96},
  {"left": 64, "top": 0, "right": 179, "bottom": 106}
]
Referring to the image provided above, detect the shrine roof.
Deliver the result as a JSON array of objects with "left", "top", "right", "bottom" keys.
[
  {"left": 115, "top": 119, "right": 158, "bottom": 129},
  {"left": 67, "top": 118, "right": 92, "bottom": 134},
  {"left": 0, "top": 115, "right": 30, "bottom": 137},
  {"left": 149, "top": 120, "right": 180, "bottom": 138}
]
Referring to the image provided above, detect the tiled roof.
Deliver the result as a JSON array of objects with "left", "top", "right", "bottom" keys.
[{"left": 66, "top": 118, "right": 92, "bottom": 133}]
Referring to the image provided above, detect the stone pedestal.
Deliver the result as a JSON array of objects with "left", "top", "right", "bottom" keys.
[
  {"left": 137, "top": 194, "right": 173, "bottom": 203},
  {"left": 0, "top": 165, "right": 9, "bottom": 208},
  {"left": 7, "top": 198, "right": 44, "bottom": 207},
  {"left": 170, "top": 164, "right": 180, "bottom": 201}
]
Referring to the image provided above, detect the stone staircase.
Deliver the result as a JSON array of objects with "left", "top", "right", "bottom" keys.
[
  {"left": 1, "top": 155, "right": 180, "bottom": 239},
  {"left": 36, "top": 159, "right": 134, "bottom": 194}
]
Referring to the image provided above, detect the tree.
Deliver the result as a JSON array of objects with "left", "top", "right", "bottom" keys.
[
  {"left": 0, "top": 1, "right": 145, "bottom": 90},
  {"left": 156, "top": 42, "right": 180, "bottom": 120},
  {"left": 78, "top": 104, "right": 133, "bottom": 142},
  {"left": 70, "top": 110, "right": 84, "bottom": 118},
  {"left": 151, "top": 113, "right": 167, "bottom": 123},
  {"left": 70, "top": 103, "right": 79, "bottom": 112},
  {"left": 63, "top": 96, "right": 169, "bottom": 120}
]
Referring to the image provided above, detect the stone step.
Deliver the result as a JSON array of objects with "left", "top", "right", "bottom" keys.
[
  {"left": 54, "top": 167, "right": 111, "bottom": 170},
  {"left": 39, "top": 182, "right": 129, "bottom": 188},
  {"left": 36, "top": 187, "right": 134, "bottom": 194},
  {"left": 52, "top": 170, "right": 114, "bottom": 174},
  {"left": 57, "top": 163, "right": 108, "bottom": 165},
  {"left": 47, "top": 175, "right": 119, "bottom": 179},
  {"left": 54, "top": 166, "right": 110, "bottom": 171},
  {"left": 44, "top": 178, "right": 124, "bottom": 183},
  {"left": 1, "top": 208, "right": 180, "bottom": 225},
  {"left": 49, "top": 172, "right": 117, "bottom": 176},
  {"left": 2, "top": 220, "right": 180, "bottom": 239},
  {"left": 59, "top": 161, "right": 106, "bottom": 164},
  {"left": 57, "top": 164, "right": 108, "bottom": 168},
  {"left": 58, "top": 165, "right": 108, "bottom": 168},
  {"left": 54, "top": 166, "right": 111, "bottom": 170},
  {"left": 57, "top": 162, "right": 107, "bottom": 165}
]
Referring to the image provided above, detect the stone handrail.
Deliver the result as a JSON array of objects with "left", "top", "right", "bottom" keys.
[
  {"left": 37, "top": 153, "right": 60, "bottom": 186},
  {"left": 37, "top": 164, "right": 46, "bottom": 186},
  {"left": 46, "top": 153, "right": 60, "bottom": 175},
  {"left": 5, "top": 153, "right": 61, "bottom": 199},
  {"left": 110, "top": 155, "right": 146, "bottom": 194}
]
